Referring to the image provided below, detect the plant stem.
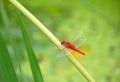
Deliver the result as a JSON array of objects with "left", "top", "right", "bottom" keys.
[{"left": 9, "top": 0, "right": 95, "bottom": 82}]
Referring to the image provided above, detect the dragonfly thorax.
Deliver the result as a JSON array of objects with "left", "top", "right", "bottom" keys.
[{"left": 61, "top": 41, "right": 75, "bottom": 48}]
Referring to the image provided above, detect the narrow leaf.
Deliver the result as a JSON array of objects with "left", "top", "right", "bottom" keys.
[
  {"left": 0, "top": 32, "right": 18, "bottom": 82},
  {"left": 18, "top": 12, "right": 44, "bottom": 82}
]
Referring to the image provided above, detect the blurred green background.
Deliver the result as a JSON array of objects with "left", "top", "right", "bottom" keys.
[{"left": 0, "top": 0, "right": 120, "bottom": 82}]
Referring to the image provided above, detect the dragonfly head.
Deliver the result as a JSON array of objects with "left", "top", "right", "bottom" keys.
[{"left": 61, "top": 41, "right": 66, "bottom": 45}]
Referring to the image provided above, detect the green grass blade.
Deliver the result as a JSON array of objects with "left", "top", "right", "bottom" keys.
[
  {"left": 0, "top": 0, "right": 25, "bottom": 81},
  {"left": 18, "top": 12, "right": 44, "bottom": 82},
  {"left": 0, "top": 32, "right": 18, "bottom": 82}
]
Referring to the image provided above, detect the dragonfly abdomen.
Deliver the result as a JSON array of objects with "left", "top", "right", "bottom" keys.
[{"left": 69, "top": 47, "right": 85, "bottom": 55}]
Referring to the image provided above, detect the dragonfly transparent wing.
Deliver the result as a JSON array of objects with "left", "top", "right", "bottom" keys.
[
  {"left": 56, "top": 47, "right": 72, "bottom": 58},
  {"left": 70, "top": 30, "right": 84, "bottom": 43},
  {"left": 75, "top": 37, "right": 86, "bottom": 48},
  {"left": 56, "top": 47, "right": 66, "bottom": 58}
]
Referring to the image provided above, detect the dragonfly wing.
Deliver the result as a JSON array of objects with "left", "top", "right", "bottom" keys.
[
  {"left": 56, "top": 48, "right": 73, "bottom": 58},
  {"left": 56, "top": 47, "right": 67, "bottom": 58},
  {"left": 70, "top": 30, "right": 84, "bottom": 43},
  {"left": 75, "top": 38, "right": 86, "bottom": 48}
]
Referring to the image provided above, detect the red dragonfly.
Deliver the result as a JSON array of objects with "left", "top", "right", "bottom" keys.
[
  {"left": 61, "top": 41, "right": 85, "bottom": 55},
  {"left": 60, "top": 30, "right": 86, "bottom": 56}
]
